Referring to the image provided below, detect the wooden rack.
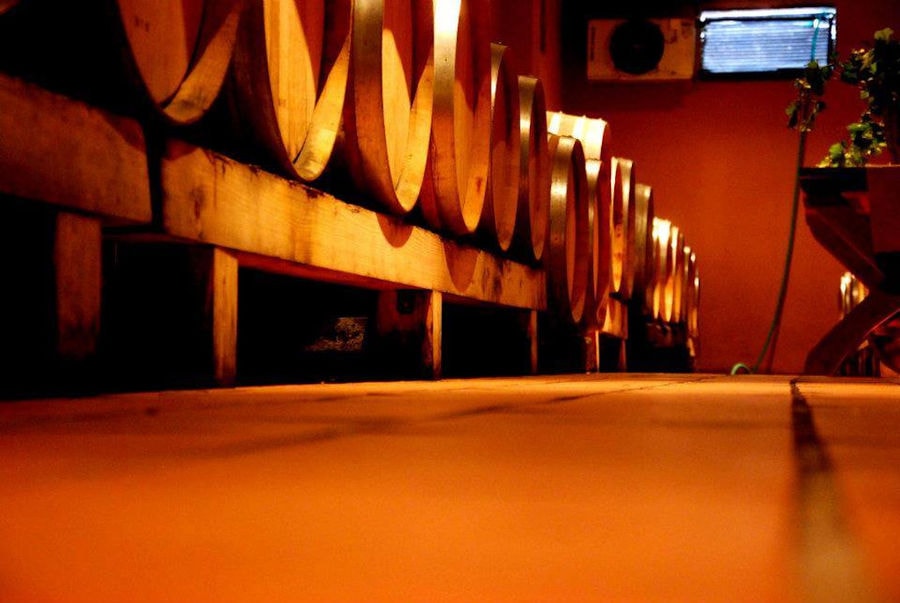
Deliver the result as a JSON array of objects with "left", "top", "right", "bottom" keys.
[{"left": 1, "top": 73, "right": 559, "bottom": 391}]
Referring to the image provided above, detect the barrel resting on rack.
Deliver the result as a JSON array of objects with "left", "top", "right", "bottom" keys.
[{"left": 0, "top": 72, "right": 546, "bottom": 392}]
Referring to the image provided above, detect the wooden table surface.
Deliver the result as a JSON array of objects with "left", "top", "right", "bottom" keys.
[{"left": 1, "top": 374, "right": 899, "bottom": 602}]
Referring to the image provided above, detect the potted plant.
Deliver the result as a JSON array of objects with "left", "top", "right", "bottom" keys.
[
  {"left": 783, "top": 28, "right": 900, "bottom": 377},
  {"left": 787, "top": 27, "right": 899, "bottom": 166}
]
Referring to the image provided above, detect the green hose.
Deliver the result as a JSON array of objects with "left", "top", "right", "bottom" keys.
[{"left": 731, "top": 130, "right": 808, "bottom": 375}]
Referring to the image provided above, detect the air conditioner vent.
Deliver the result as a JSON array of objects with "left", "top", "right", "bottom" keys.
[
  {"left": 609, "top": 20, "right": 666, "bottom": 75},
  {"left": 588, "top": 18, "right": 696, "bottom": 82}
]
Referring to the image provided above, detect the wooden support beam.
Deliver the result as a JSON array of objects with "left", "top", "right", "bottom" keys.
[
  {"left": 0, "top": 73, "right": 151, "bottom": 224},
  {"left": 160, "top": 141, "right": 545, "bottom": 310}
]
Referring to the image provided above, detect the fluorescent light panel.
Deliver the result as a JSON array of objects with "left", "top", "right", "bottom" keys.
[{"left": 699, "top": 7, "right": 836, "bottom": 74}]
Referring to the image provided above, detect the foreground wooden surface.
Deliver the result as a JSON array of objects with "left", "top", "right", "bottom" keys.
[{"left": 1, "top": 374, "right": 898, "bottom": 602}]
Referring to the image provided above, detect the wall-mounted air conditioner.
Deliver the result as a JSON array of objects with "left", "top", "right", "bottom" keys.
[{"left": 587, "top": 18, "right": 697, "bottom": 81}]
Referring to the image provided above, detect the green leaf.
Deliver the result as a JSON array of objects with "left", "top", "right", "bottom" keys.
[{"left": 875, "top": 28, "right": 894, "bottom": 43}]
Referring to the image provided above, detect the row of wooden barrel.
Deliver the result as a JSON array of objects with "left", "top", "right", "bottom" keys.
[
  {"left": 0, "top": 1, "right": 699, "bottom": 341},
  {"left": 543, "top": 113, "right": 700, "bottom": 340},
  {"left": 0, "top": 0, "right": 554, "bottom": 259}
]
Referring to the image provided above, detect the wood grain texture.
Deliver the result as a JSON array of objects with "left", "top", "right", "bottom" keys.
[
  {"left": 419, "top": 0, "right": 492, "bottom": 235},
  {"left": 0, "top": 73, "right": 151, "bottom": 224},
  {"left": 477, "top": 43, "right": 520, "bottom": 252},
  {"left": 209, "top": 247, "right": 238, "bottom": 386},
  {"left": 341, "top": 0, "right": 433, "bottom": 215},
  {"left": 116, "top": 0, "right": 245, "bottom": 123},
  {"left": 160, "top": 140, "right": 546, "bottom": 310},
  {"left": 230, "top": 0, "right": 334, "bottom": 179},
  {"left": 54, "top": 212, "right": 102, "bottom": 361},
  {"left": 546, "top": 113, "right": 612, "bottom": 326},
  {"left": 649, "top": 217, "right": 673, "bottom": 323},
  {"left": 513, "top": 75, "right": 550, "bottom": 264},
  {"left": 662, "top": 224, "right": 684, "bottom": 324},
  {"left": 546, "top": 134, "right": 589, "bottom": 327},
  {"left": 610, "top": 157, "right": 636, "bottom": 300},
  {"left": 632, "top": 183, "right": 656, "bottom": 316},
  {"left": 684, "top": 247, "right": 699, "bottom": 339}
]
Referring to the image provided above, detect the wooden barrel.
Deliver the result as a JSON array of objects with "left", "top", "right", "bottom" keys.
[
  {"left": 130, "top": 0, "right": 245, "bottom": 123},
  {"left": 683, "top": 246, "right": 699, "bottom": 337},
  {"left": 662, "top": 224, "right": 685, "bottom": 324},
  {"left": 649, "top": 217, "right": 673, "bottom": 323},
  {"left": 547, "top": 134, "right": 590, "bottom": 326},
  {"left": 546, "top": 112, "right": 612, "bottom": 328},
  {"left": 839, "top": 271, "right": 868, "bottom": 318},
  {"left": 633, "top": 183, "right": 656, "bottom": 315},
  {"left": 476, "top": 43, "right": 521, "bottom": 252},
  {"left": 0, "top": 0, "right": 243, "bottom": 124},
  {"left": 610, "top": 157, "right": 637, "bottom": 301},
  {"left": 418, "top": 0, "right": 492, "bottom": 235},
  {"left": 513, "top": 75, "right": 550, "bottom": 264},
  {"left": 230, "top": 0, "right": 343, "bottom": 181},
  {"left": 340, "top": 0, "right": 434, "bottom": 215},
  {"left": 583, "top": 159, "right": 611, "bottom": 328},
  {"left": 545, "top": 113, "right": 611, "bottom": 165}
]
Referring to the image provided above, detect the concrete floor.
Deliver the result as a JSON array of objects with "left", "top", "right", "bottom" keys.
[{"left": 1, "top": 374, "right": 899, "bottom": 602}]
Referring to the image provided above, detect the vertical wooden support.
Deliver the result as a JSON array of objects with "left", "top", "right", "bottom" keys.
[
  {"left": 527, "top": 309, "right": 539, "bottom": 375},
  {"left": 208, "top": 247, "right": 238, "bottom": 387},
  {"left": 583, "top": 329, "right": 600, "bottom": 373},
  {"left": 375, "top": 289, "right": 442, "bottom": 380},
  {"left": 596, "top": 334, "right": 628, "bottom": 373},
  {"left": 617, "top": 336, "right": 628, "bottom": 372},
  {"left": 101, "top": 242, "right": 239, "bottom": 389},
  {"left": 53, "top": 211, "right": 102, "bottom": 364},
  {"left": 1, "top": 204, "right": 103, "bottom": 394},
  {"left": 426, "top": 291, "right": 442, "bottom": 380}
]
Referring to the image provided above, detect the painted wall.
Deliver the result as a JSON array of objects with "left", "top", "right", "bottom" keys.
[
  {"left": 559, "top": 0, "right": 898, "bottom": 373},
  {"left": 491, "top": 0, "right": 564, "bottom": 110}
]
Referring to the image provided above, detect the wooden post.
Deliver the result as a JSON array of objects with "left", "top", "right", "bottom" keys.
[
  {"left": 100, "top": 242, "right": 238, "bottom": 389},
  {"left": 527, "top": 309, "right": 539, "bottom": 375},
  {"left": 375, "top": 289, "right": 442, "bottom": 380},
  {"left": 54, "top": 212, "right": 102, "bottom": 364},
  {"left": 583, "top": 329, "right": 600, "bottom": 373},
  {"left": 207, "top": 247, "right": 238, "bottom": 387},
  {"left": 188, "top": 246, "right": 239, "bottom": 387},
  {"left": 1, "top": 204, "right": 103, "bottom": 394}
]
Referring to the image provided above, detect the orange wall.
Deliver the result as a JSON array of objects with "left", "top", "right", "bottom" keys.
[
  {"left": 560, "top": 1, "right": 898, "bottom": 373},
  {"left": 491, "top": 0, "right": 563, "bottom": 110}
]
